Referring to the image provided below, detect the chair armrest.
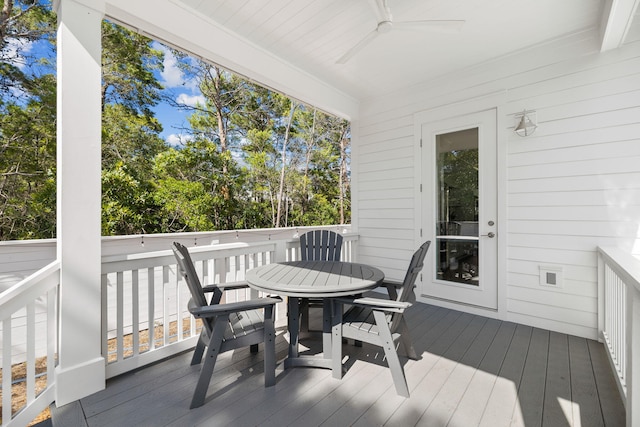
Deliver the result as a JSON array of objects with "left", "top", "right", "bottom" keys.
[
  {"left": 380, "top": 280, "right": 403, "bottom": 289},
  {"left": 334, "top": 296, "right": 411, "bottom": 313},
  {"left": 189, "top": 296, "right": 282, "bottom": 318},
  {"left": 202, "top": 280, "right": 250, "bottom": 293},
  {"left": 378, "top": 279, "right": 402, "bottom": 300}
]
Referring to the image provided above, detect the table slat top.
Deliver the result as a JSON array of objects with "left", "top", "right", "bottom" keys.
[{"left": 246, "top": 261, "right": 384, "bottom": 297}]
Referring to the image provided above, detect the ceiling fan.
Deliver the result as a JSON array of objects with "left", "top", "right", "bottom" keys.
[{"left": 336, "top": 0, "right": 465, "bottom": 64}]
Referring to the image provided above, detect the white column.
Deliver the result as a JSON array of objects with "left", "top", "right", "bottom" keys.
[{"left": 55, "top": 0, "right": 105, "bottom": 406}]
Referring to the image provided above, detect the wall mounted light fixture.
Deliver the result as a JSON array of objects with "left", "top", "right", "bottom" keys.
[{"left": 514, "top": 110, "right": 537, "bottom": 137}]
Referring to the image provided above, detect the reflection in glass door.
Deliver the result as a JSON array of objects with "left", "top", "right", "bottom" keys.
[{"left": 436, "top": 128, "right": 480, "bottom": 286}]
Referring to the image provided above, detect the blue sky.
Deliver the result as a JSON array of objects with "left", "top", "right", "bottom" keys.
[
  {"left": 151, "top": 42, "right": 206, "bottom": 146},
  {"left": 3, "top": 35, "right": 203, "bottom": 146}
]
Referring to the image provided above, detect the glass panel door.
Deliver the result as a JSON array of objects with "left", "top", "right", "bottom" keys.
[{"left": 436, "top": 128, "right": 480, "bottom": 286}]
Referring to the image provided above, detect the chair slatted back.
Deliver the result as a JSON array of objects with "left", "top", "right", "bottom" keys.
[
  {"left": 396, "top": 241, "right": 431, "bottom": 303},
  {"left": 300, "top": 230, "right": 343, "bottom": 261},
  {"left": 389, "top": 241, "right": 431, "bottom": 332},
  {"left": 173, "top": 242, "right": 208, "bottom": 307},
  {"left": 172, "top": 242, "right": 219, "bottom": 338}
]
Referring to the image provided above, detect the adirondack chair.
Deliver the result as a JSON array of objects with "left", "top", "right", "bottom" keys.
[
  {"left": 331, "top": 240, "right": 431, "bottom": 397},
  {"left": 172, "top": 242, "right": 281, "bottom": 409},
  {"left": 298, "top": 230, "right": 343, "bottom": 333}
]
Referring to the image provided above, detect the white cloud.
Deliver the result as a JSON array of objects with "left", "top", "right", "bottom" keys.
[
  {"left": 166, "top": 133, "right": 194, "bottom": 147},
  {"left": 1, "top": 38, "right": 34, "bottom": 70},
  {"left": 158, "top": 46, "right": 184, "bottom": 88},
  {"left": 176, "top": 93, "right": 206, "bottom": 107}
]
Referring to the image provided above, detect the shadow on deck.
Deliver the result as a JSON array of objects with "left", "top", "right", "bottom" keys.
[{"left": 53, "top": 303, "right": 625, "bottom": 426}]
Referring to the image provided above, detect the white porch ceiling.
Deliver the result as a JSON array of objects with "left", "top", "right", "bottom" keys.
[{"left": 97, "top": 0, "right": 637, "bottom": 118}]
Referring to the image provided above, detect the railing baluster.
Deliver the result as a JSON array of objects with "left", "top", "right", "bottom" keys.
[
  {"left": 617, "top": 277, "right": 628, "bottom": 384},
  {"left": 26, "top": 302, "right": 36, "bottom": 402},
  {"left": 47, "top": 286, "right": 56, "bottom": 384},
  {"left": 174, "top": 263, "right": 181, "bottom": 342},
  {"left": 148, "top": 266, "right": 155, "bottom": 352},
  {"left": 163, "top": 265, "right": 170, "bottom": 346},
  {"left": 132, "top": 269, "right": 139, "bottom": 357},
  {"left": 101, "top": 273, "right": 108, "bottom": 361},
  {"left": 116, "top": 271, "right": 124, "bottom": 362},
  {"left": 3, "top": 316, "right": 12, "bottom": 422}
]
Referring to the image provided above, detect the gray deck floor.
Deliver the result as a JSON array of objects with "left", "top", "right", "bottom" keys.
[{"left": 65, "top": 303, "right": 625, "bottom": 427}]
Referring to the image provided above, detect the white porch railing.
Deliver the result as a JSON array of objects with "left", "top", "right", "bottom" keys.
[
  {"left": 0, "top": 261, "right": 59, "bottom": 427},
  {"left": 0, "top": 227, "right": 355, "bottom": 426},
  {"left": 598, "top": 247, "right": 640, "bottom": 427},
  {"left": 101, "top": 233, "right": 357, "bottom": 378}
]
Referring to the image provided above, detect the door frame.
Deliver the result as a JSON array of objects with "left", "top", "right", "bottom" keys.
[{"left": 413, "top": 91, "right": 508, "bottom": 317}]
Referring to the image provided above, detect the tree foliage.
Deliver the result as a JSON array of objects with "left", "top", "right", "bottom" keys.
[
  {"left": 0, "top": 1, "right": 351, "bottom": 240},
  {"left": 0, "top": 0, "right": 56, "bottom": 239}
]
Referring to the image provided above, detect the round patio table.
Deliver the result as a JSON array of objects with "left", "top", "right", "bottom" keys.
[{"left": 246, "top": 260, "right": 384, "bottom": 371}]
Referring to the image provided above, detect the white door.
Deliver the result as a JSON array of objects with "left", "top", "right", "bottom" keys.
[{"left": 420, "top": 109, "right": 497, "bottom": 309}]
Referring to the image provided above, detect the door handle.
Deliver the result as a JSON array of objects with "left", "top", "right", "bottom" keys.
[{"left": 481, "top": 232, "right": 495, "bottom": 238}]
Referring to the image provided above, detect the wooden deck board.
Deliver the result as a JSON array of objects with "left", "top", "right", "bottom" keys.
[
  {"left": 385, "top": 312, "right": 481, "bottom": 425},
  {"left": 446, "top": 321, "right": 516, "bottom": 427},
  {"left": 415, "top": 318, "right": 502, "bottom": 426},
  {"left": 68, "top": 303, "right": 625, "bottom": 427},
  {"left": 587, "top": 339, "right": 626, "bottom": 427},
  {"left": 478, "top": 324, "right": 532, "bottom": 427},
  {"left": 543, "top": 331, "right": 572, "bottom": 426},
  {"left": 568, "top": 335, "right": 605, "bottom": 427},
  {"left": 512, "top": 328, "right": 549, "bottom": 426}
]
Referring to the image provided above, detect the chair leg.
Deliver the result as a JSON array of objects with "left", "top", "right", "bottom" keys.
[
  {"left": 191, "top": 331, "right": 207, "bottom": 365},
  {"left": 263, "top": 305, "right": 276, "bottom": 387},
  {"left": 373, "top": 311, "right": 409, "bottom": 397},
  {"left": 190, "top": 316, "right": 227, "bottom": 409},
  {"left": 398, "top": 317, "right": 418, "bottom": 360}
]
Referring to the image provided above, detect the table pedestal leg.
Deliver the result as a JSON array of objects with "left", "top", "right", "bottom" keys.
[
  {"left": 283, "top": 296, "right": 333, "bottom": 370},
  {"left": 322, "top": 297, "right": 332, "bottom": 359},
  {"left": 286, "top": 297, "right": 300, "bottom": 361}
]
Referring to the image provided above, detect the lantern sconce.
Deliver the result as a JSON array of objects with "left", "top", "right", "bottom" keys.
[{"left": 514, "top": 110, "right": 538, "bottom": 137}]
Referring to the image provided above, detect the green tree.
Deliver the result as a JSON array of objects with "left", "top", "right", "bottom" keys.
[
  {"left": 0, "top": 73, "right": 56, "bottom": 239},
  {"left": 100, "top": 22, "right": 169, "bottom": 236},
  {"left": 0, "top": 0, "right": 56, "bottom": 239},
  {"left": 101, "top": 21, "right": 163, "bottom": 115},
  {"left": 0, "top": 0, "right": 55, "bottom": 98},
  {"left": 1, "top": 2, "right": 353, "bottom": 239}
]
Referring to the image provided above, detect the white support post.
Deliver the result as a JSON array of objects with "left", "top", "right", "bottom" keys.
[{"left": 55, "top": 0, "right": 106, "bottom": 406}]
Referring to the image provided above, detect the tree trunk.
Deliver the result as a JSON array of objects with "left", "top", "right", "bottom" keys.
[
  {"left": 339, "top": 124, "right": 349, "bottom": 224},
  {"left": 275, "top": 101, "right": 297, "bottom": 227}
]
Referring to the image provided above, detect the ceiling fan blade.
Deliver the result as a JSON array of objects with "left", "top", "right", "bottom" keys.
[
  {"left": 336, "top": 29, "right": 380, "bottom": 64},
  {"left": 369, "top": 0, "right": 392, "bottom": 22},
  {"left": 393, "top": 20, "right": 465, "bottom": 33}
]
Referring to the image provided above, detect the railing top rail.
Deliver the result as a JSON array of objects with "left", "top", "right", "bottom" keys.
[
  {"left": 99, "top": 225, "right": 352, "bottom": 242},
  {"left": 100, "top": 240, "right": 283, "bottom": 274},
  {"left": 598, "top": 246, "right": 640, "bottom": 293},
  {"left": 0, "top": 260, "right": 60, "bottom": 318},
  {"left": 102, "top": 240, "right": 278, "bottom": 262},
  {"left": 101, "top": 234, "right": 359, "bottom": 264}
]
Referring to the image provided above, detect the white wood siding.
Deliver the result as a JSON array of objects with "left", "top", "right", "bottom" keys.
[{"left": 352, "top": 26, "right": 640, "bottom": 339}]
